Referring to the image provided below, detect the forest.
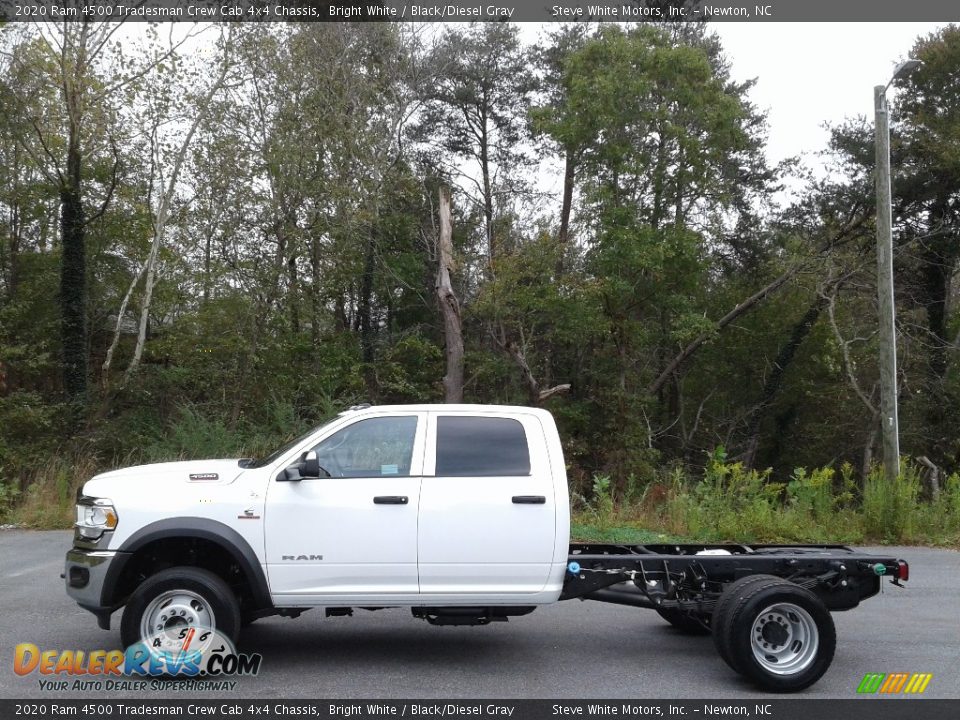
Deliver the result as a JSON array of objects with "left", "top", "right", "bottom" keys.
[{"left": 1, "top": 21, "right": 959, "bottom": 542}]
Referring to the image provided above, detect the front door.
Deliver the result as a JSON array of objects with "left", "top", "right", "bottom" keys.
[{"left": 265, "top": 412, "right": 425, "bottom": 603}]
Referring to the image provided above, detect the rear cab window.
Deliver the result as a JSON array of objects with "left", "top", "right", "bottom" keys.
[{"left": 435, "top": 416, "right": 531, "bottom": 476}]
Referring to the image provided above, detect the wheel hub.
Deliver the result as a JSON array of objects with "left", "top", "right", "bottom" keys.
[
  {"left": 749, "top": 602, "right": 819, "bottom": 675},
  {"left": 139, "top": 590, "right": 216, "bottom": 646},
  {"left": 759, "top": 616, "right": 790, "bottom": 647}
]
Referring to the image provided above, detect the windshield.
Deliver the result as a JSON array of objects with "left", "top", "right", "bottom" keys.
[{"left": 244, "top": 417, "right": 340, "bottom": 469}]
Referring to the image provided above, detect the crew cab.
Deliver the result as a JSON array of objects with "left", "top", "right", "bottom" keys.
[{"left": 65, "top": 404, "right": 908, "bottom": 692}]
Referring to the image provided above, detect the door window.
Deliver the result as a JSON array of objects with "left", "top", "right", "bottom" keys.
[
  {"left": 435, "top": 416, "right": 531, "bottom": 476},
  {"left": 310, "top": 416, "right": 418, "bottom": 478}
]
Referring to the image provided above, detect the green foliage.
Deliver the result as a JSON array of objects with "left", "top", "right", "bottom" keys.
[
  {"left": 573, "top": 454, "right": 960, "bottom": 546},
  {"left": 589, "top": 474, "right": 615, "bottom": 523},
  {"left": 6, "top": 453, "right": 99, "bottom": 528},
  {"left": 676, "top": 448, "right": 784, "bottom": 541},
  {"left": 0, "top": 480, "right": 19, "bottom": 521},
  {"left": 862, "top": 465, "right": 922, "bottom": 543}
]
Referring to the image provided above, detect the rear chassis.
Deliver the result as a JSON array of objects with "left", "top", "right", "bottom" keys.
[
  {"left": 562, "top": 542, "right": 907, "bottom": 612},
  {"left": 560, "top": 542, "right": 908, "bottom": 691}
]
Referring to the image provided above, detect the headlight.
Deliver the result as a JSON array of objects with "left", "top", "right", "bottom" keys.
[{"left": 75, "top": 496, "right": 118, "bottom": 539}]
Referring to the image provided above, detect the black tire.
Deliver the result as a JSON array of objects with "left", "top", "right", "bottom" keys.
[
  {"left": 715, "top": 579, "right": 836, "bottom": 692},
  {"left": 712, "top": 575, "right": 784, "bottom": 671},
  {"left": 120, "top": 566, "right": 241, "bottom": 649},
  {"left": 656, "top": 607, "right": 711, "bottom": 635}
]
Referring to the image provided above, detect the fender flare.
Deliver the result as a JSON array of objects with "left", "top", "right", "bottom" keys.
[{"left": 102, "top": 517, "right": 272, "bottom": 611}]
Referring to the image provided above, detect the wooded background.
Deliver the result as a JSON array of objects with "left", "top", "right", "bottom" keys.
[{"left": 1, "top": 21, "right": 959, "bottom": 518}]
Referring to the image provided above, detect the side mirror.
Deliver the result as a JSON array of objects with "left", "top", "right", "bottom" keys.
[
  {"left": 301, "top": 450, "right": 321, "bottom": 479},
  {"left": 276, "top": 466, "right": 302, "bottom": 482}
]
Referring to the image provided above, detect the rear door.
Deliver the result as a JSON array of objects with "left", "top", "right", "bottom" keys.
[{"left": 417, "top": 411, "right": 556, "bottom": 595}]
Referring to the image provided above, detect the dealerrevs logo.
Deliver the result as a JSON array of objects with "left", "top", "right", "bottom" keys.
[{"left": 14, "top": 626, "right": 262, "bottom": 682}]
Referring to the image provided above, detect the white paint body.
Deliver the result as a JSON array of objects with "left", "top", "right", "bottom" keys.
[{"left": 84, "top": 405, "right": 571, "bottom": 608}]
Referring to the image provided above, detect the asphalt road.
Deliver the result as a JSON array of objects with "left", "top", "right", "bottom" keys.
[{"left": 1, "top": 530, "right": 957, "bottom": 700}]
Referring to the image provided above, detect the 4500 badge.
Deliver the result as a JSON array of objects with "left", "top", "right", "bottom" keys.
[{"left": 15, "top": 625, "right": 262, "bottom": 684}]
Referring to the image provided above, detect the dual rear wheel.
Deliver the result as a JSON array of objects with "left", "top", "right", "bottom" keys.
[{"left": 658, "top": 574, "right": 836, "bottom": 692}]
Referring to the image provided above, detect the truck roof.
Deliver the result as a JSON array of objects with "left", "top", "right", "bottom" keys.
[{"left": 341, "top": 403, "right": 554, "bottom": 419}]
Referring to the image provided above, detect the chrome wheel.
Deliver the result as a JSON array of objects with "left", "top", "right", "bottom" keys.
[
  {"left": 139, "top": 589, "right": 216, "bottom": 644},
  {"left": 750, "top": 602, "right": 819, "bottom": 675}
]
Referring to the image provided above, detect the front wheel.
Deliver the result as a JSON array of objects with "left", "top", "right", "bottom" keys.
[
  {"left": 120, "top": 567, "right": 241, "bottom": 649},
  {"left": 714, "top": 578, "right": 835, "bottom": 692}
]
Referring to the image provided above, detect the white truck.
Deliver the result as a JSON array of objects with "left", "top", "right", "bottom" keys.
[{"left": 65, "top": 404, "right": 909, "bottom": 692}]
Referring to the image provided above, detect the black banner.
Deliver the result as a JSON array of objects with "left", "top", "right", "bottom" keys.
[
  {"left": 1, "top": 700, "right": 958, "bottom": 720},
  {"left": 0, "top": 0, "right": 959, "bottom": 23}
]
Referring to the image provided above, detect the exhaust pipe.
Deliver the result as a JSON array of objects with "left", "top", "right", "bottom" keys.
[{"left": 583, "top": 584, "right": 658, "bottom": 609}]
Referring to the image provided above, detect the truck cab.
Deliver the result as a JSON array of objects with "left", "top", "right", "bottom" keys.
[
  {"left": 65, "top": 405, "right": 571, "bottom": 645},
  {"left": 262, "top": 405, "right": 570, "bottom": 605}
]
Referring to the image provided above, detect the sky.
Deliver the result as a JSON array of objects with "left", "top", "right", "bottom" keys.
[{"left": 712, "top": 23, "right": 949, "bottom": 167}]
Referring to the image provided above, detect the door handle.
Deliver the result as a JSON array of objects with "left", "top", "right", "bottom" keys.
[
  {"left": 512, "top": 495, "right": 546, "bottom": 504},
  {"left": 373, "top": 496, "right": 409, "bottom": 505}
]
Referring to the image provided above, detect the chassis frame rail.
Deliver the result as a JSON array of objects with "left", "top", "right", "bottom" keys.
[{"left": 561, "top": 542, "right": 907, "bottom": 613}]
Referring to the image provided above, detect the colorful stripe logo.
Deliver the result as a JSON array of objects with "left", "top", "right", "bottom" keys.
[{"left": 857, "top": 672, "right": 933, "bottom": 694}]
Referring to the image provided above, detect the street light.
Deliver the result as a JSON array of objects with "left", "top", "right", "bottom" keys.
[{"left": 874, "top": 58, "right": 921, "bottom": 484}]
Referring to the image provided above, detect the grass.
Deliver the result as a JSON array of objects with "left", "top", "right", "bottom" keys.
[
  {"left": 570, "top": 521, "right": 685, "bottom": 545},
  {"left": 572, "top": 450, "right": 960, "bottom": 547},
  {"left": 4, "top": 451, "right": 99, "bottom": 529}
]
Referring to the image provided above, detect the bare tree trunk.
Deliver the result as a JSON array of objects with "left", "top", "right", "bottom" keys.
[
  {"left": 57, "top": 22, "right": 92, "bottom": 404},
  {"left": 917, "top": 456, "right": 941, "bottom": 500},
  {"left": 436, "top": 187, "right": 463, "bottom": 403},
  {"left": 557, "top": 147, "right": 576, "bottom": 257},
  {"left": 479, "top": 119, "right": 495, "bottom": 269},
  {"left": 359, "top": 227, "right": 378, "bottom": 399},
  {"left": 60, "top": 138, "right": 87, "bottom": 401},
  {"left": 862, "top": 420, "right": 878, "bottom": 481},
  {"left": 100, "top": 261, "right": 147, "bottom": 387},
  {"left": 287, "top": 254, "right": 299, "bottom": 333},
  {"left": 310, "top": 233, "right": 324, "bottom": 345},
  {"left": 203, "top": 229, "right": 213, "bottom": 304},
  {"left": 125, "top": 34, "right": 233, "bottom": 382}
]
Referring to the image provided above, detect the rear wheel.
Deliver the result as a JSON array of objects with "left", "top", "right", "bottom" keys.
[
  {"left": 712, "top": 575, "right": 783, "bottom": 670},
  {"left": 120, "top": 567, "right": 241, "bottom": 649},
  {"left": 655, "top": 607, "right": 711, "bottom": 635},
  {"left": 714, "top": 578, "right": 836, "bottom": 692}
]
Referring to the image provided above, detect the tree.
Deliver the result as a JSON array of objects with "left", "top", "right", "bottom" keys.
[
  {"left": 417, "top": 23, "right": 535, "bottom": 268},
  {"left": 4, "top": 22, "right": 200, "bottom": 403},
  {"left": 436, "top": 187, "right": 463, "bottom": 402},
  {"left": 542, "top": 25, "right": 774, "bottom": 453},
  {"left": 121, "top": 26, "right": 236, "bottom": 384},
  {"left": 531, "top": 24, "right": 593, "bottom": 254},
  {"left": 895, "top": 26, "right": 960, "bottom": 469}
]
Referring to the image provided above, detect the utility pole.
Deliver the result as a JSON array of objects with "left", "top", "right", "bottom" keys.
[
  {"left": 873, "top": 59, "right": 921, "bottom": 484},
  {"left": 874, "top": 84, "right": 900, "bottom": 485}
]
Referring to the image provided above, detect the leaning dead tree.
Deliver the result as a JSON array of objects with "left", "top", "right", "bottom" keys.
[
  {"left": 493, "top": 325, "right": 570, "bottom": 407},
  {"left": 436, "top": 187, "right": 464, "bottom": 403}
]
